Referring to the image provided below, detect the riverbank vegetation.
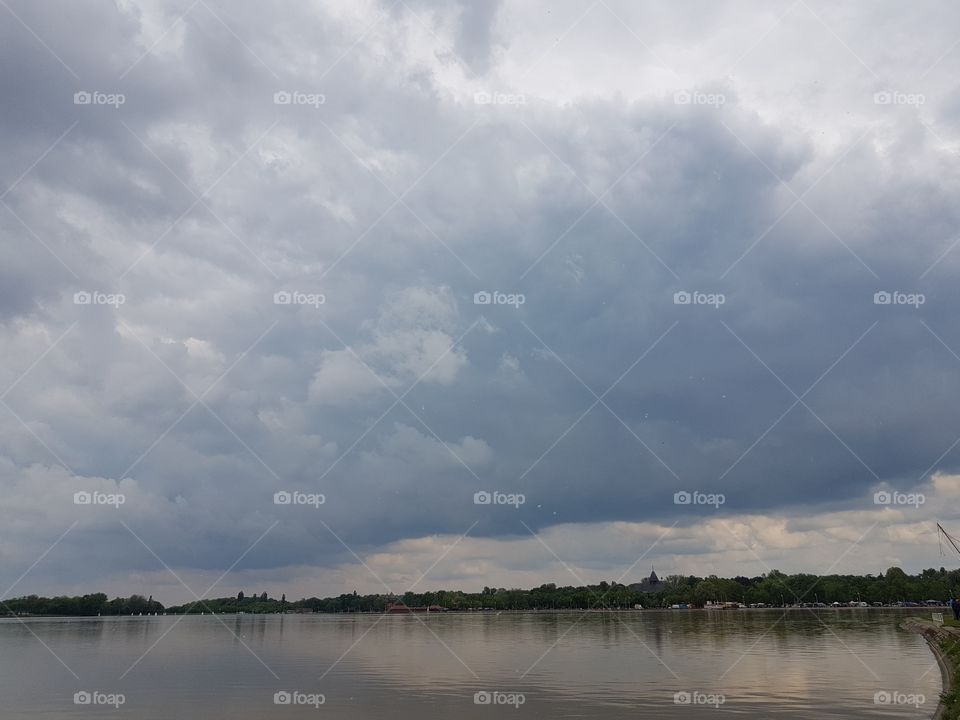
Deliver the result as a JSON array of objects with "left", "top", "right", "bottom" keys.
[
  {"left": 5, "top": 566, "right": 959, "bottom": 616},
  {"left": 939, "top": 636, "right": 960, "bottom": 720},
  {"left": 168, "top": 566, "right": 960, "bottom": 613},
  {"left": 276, "top": 566, "right": 960, "bottom": 613},
  {"left": 1, "top": 593, "right": 163, "bottom": 616}
]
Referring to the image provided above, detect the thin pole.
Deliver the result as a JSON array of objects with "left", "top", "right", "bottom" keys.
[{"left": 938, "top": 523, "right": 960, "bottom": 558}]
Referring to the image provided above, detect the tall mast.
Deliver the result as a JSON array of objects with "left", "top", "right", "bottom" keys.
[{"left": 938, "top": 523, "right": 960, "bottom": 558}]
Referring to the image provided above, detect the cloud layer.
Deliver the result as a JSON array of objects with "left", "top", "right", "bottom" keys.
[{"left": 1, "top": 0, "right": 959, "bottom": 602}]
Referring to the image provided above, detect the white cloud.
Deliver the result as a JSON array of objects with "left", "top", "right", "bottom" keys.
[{"left": 309, "top": 349, "right": 384, "bottom": 407}]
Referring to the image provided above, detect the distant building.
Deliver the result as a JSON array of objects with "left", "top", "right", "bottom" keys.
[{"left": 629, "top": 569, "right": 667, "bottom": 594}]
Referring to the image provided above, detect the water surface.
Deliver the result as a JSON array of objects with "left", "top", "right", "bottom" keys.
[{"left": 0, "top": 609, "right": 940, "bottom": 718}]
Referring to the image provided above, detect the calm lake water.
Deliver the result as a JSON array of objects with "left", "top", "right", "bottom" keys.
[{"left": 0, "top": 609, "right": 941, "bottom": 718}]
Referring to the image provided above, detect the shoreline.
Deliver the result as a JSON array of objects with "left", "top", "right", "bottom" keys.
[
  {"left": 929, "top": 637, "right": 952, "bottom": 720},
  {"left": 2, "top": 605, "right": 949, "bottom": 619},
  {"left": 901, "top": 617, "right": 957, "bottom": 720}
]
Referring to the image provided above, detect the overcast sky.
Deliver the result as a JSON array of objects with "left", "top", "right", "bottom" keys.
[{"left": 2, "top": 0, "right": 960, "bottom": 605}]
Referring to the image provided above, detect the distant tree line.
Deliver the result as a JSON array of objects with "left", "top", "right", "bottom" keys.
[
  {"left": 170, "top": 566, "right": 960, "bottom": 613},
  {"left": 1, "top": 593, "right": 163, "bottom": 616},
  {"left": 6, "top": 567, "right": 960, "bottom": 616},
  {"left": 166, "top": 591, "right": 287, "bottom": 615},
  {"left": 285, "top": 567, "right": 960, "bottom": 612}
]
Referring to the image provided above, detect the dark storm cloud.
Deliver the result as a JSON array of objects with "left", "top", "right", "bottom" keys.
[{"left": 0, "top": 0, "right": 959, "bottom": 592}]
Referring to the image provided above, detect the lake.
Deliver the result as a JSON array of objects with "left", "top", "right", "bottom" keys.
[{"left": 0, "top": 609, "right": 940, "bottom": 718}]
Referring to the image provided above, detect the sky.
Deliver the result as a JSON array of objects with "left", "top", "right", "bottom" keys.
[{"left": 1, "top": 0, "right": 960, "bottom": 605}]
